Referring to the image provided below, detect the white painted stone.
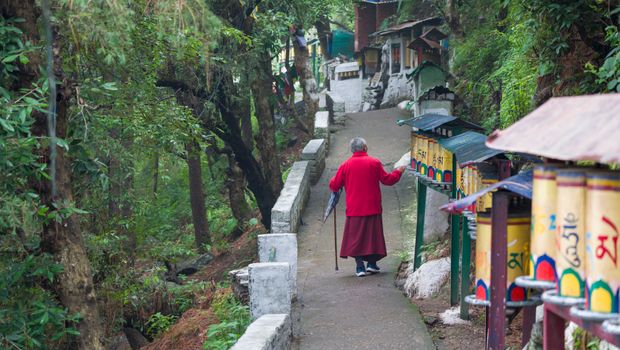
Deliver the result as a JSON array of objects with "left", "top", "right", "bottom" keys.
[
  {"left": 422, "top": 188, "right": 450, "bottom": 243},
  {"left": 258, "top": 234, "right": 298, "bottom": 297},
  {"left": 314, "top": 111, "right": 329, "bottom": 143},
  {"left": 249, "top": 263, "right": 291, "bottom": 320},
  {"left": 440, "top": 307, "right": 471, "bottom": 325},
  {"left": 403, "top": 257, "right": 450, "bottom": 299},
  {"left": 330, "top": 77, "right": 362, "bottom": 113},
  {"left": 380, "top": 70, "right": 415, "bottom": 108},
  {"left": 564, "top": 322, "right": 579, "bottom": 350},
  {"left": 334, "top": 62, "right": 359, "bottom": 74},
  {"left": 271, "top": 161, "right": 310, "bottom": 233},
  {"left": 230, "top": 314, "right": 292, "bottom": 350}
]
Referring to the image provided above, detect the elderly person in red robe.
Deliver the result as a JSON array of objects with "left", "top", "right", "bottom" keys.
[{"left": 329, "top": 137, "right": 406, "bottom": 277}]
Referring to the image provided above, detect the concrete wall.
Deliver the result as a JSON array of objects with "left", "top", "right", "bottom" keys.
[
  {"left": 301, "top": 139, "right": 326, "bottom": 185},
  {"left": 326, "top": 92, "right": 346, "bottom": 125},
  {"left": 422, "top": 186, "right": 450, "bottom": 243},
  {"left": 314, "top": 111, "right": 330, "bottom": 145},
  {"left": 249, "top": 263, "right": 291, "bottom": 320},
  {"left": 230, "top": 314, "right": 292, "bottom": 350},
  {"left": 417, "top": 100, "right": 453, "bottom": 117},
  {"left": 258, "top": 234, "right": 298, "bottom": 298},
  {"left": 271, "top": 161, "right": 310, "bottom": 233}
]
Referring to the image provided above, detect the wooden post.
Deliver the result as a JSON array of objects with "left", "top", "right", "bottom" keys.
[
  {"left": 522, "top": 305, "right": 536, "bottom": 347},
  {"left": 488, "top": 190, "right": 509, "bottom": 350},
  {"left": 543, "top": 304, "right": 565, "bottom": 350},
  {"left": 450, "top": 155, "right": 460, "bottom": 306},
  {"left": 414, "top": 178, "right": 427, "bottom": 271},
  {"left": 460, "top": 216, "right": 471, "bottom": 319}
]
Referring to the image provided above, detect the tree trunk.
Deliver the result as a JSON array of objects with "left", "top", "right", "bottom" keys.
[
  {"left": 446, "top": 0, "right": 464, "bottom": 39},
  {"left": 185, "top": 140, "right": 211, "bottom": 252},
  {"left": 251, "top": 56, "right": 283, "bottom": 201},
  {"left": 315, "top": 15, "right": 332, "bottom": 61},
  {"left": 2, "top": 1, "right": 105, "bottom": 348},
  {"left": 226, "top": 153, "right": 253, "bottom": 238},
  {"left": 215, "top": 72, "right": 279, "bottom": 229},
  {"left": 293, "top": 33, "right": 319, "bottom": 134},
  {"left": 38, "top": 93, "right": 105, "bottom": 350}
]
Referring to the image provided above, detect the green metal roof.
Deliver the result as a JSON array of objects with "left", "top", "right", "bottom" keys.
[
  {"left": 439, "top": 131, "right": 504, "bottom": 165},
  {"left": 397, "top": 113, "right": 484, "bottom": 133}
]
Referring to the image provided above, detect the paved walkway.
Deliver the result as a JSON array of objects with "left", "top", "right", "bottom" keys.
[{"left": 293, "top": 108, "right": 434, "bottom": 349}]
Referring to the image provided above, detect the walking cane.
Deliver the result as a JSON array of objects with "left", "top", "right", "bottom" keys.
[
  {"left": 323, "top": 190, "right": 341, "bottom": 271},
  {"left": 333, "top": 208, "right": 338, "bottom": 271}
]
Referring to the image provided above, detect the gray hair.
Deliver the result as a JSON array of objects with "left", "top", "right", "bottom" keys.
[{"left": 350, "top": 137, "right": 367, "bottom": 153}]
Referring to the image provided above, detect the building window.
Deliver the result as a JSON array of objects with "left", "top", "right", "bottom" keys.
[{"left": 391, "top": 43, "right": 401, "bottom": 74}]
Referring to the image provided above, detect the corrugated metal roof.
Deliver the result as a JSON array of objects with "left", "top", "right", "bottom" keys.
[
  {"left": 407, "top": 37, "right": 441, "bottom": 50},
  {"left": 370, "top": 17, "right": 442, "bottom": 37},
  {"left": 486, "top": 94, "right": 620, "bottom": 164},
  {"left": 439, "top": 131, "right": 503, "bottom": 165},
  {"left": 397, "top": 114, "right": 484, "bottom": 135},
  {"left": 440, "top": 170, "right": 533, "bottom": 214}
]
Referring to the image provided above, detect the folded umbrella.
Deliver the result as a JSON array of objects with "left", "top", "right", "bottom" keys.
[{"left": 323, "top": 190, "right": 342, "bottom": 223}]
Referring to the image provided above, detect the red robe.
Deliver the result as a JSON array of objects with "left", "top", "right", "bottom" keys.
[{"left": 329, "top": 151, "right": 403, "bottom": 259}]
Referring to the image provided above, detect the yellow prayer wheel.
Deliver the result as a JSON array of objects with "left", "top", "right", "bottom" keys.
[
  {"left": 556, "top": 169, "right": 587, "bottom": 299},
  {"left": 428, "top": 139, "right": 437, "bottom": 180},
  {"left": 530, "top": 165, "right": 559, "bottom": 282},
  {"left": 479, "top": 178, "right": 498, "bottom": 212},
  {"left": 410, "top": 133, "right": 418, "bottom": 170},
  {"left": 475, "top": 212, "right": 531, "bottom": 302},
  {"left": 435, "top": 145, "right": 445, "bottom": 182},
  {"left": 472, "top": 166, "right": 479, "bottom": 195},
  {"left": 417, "top": 136, "right": 428, "bottom": 175},
  {"left": 442, "top": 147, "right": 453, "bottom": 183},
  {"left": 585, "top": 171, "right": 620, "bottom": 313},
  {"left": 457, "top": 166, "right": 465, "bottom": 199}
]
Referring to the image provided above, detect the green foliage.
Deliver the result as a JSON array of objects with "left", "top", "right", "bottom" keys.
[
  {"left": 145, "top": 312, "right": 178, "bottom": 339},
  {"left": 0, "top": 254, "right": 81, "bottom": 349},
  {"left": 591, "top": 23, "right": 620, "bottom": 92},
  {"left": 203, "top": 291, "right": 251, "bottom": 350}
]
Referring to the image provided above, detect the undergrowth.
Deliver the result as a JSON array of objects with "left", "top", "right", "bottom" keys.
[{"left": 203, "top": 289, "right": 251, "bottom": 350}]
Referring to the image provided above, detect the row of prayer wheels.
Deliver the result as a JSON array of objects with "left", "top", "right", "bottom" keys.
[
  {"left": 410, "top": 133, "right": 453, "bottom": 183},
  {"left": 457, "top": 164, "right": 498, "bottom": 213},
  {"left": 474, "top": 165, "right": 620, "bottom": 315}
]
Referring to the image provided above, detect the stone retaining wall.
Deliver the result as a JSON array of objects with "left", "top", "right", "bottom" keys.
[
  {"left": 230, "top": 314, "right": 292, "bottom": 350},
  {"left": 314, "top": 111, "right": 330, "bottom": 145},
  {"left": 249, "top": 262, "right": 291, "bottom": 319},
  {"left": 301, "top": 139, "right": 326, "bottom": 185},
  {"left": 258, "top": 234, "right": 298, "bottom": 297},
  {"left": 271, "top": 161, "right": 310, "bottom": 233},
  {"left": 326, "top": 92, "right": 346, "bottom": 125}
]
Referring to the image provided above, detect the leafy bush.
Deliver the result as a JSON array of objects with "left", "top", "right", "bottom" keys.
[
  {"left": 145, "top": 312, "right": 178, "bottom": 339},
  {"left": 203, "top": 291, "right": 251, "bottom": 350}
]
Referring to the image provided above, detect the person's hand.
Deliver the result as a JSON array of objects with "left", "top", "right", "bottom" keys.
[{"left": 398, "top": 166, "right": 406, "bottom": 174}]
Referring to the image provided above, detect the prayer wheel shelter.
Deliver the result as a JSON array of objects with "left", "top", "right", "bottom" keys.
[{"left": 482, "top": 94, "right": 620, "bottom": 350}]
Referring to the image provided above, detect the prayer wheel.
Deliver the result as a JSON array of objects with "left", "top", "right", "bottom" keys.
[
  {"left": 428, "top": 139, "right": 437, "bottom": 180},
  {"left": 410, "top": 133, "right": 418, "bottom": 170},
  {"left": 479, "top": 178, "right": 497, "bottom": 212},
  {"left": 475, "top": 212, "right": 530, "bottom": 302},
  {"left": 585, "top": 171, "right": 620, "bottom": 313},
  {"left": 457, "top": 165, "right": 465, "bottom": 199},
  {"left": 442, "top": 147, "right": 453, "bottom": 183},
  {"left": 530, "top": 165, "right": 559, "bottom": 282},
  {"left": 434, "top": 144, "right": 445, "bottom": 182},
  {"left": 417, "top": 136, "right": 428, "bottom": 175},
  {"left": 556, "top": 169, "right": 587, "bottom": 299}
]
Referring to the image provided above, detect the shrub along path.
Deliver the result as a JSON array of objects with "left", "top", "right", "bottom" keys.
[{"left": 293, "top": 108, "right": 434, "bottom": 349}]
